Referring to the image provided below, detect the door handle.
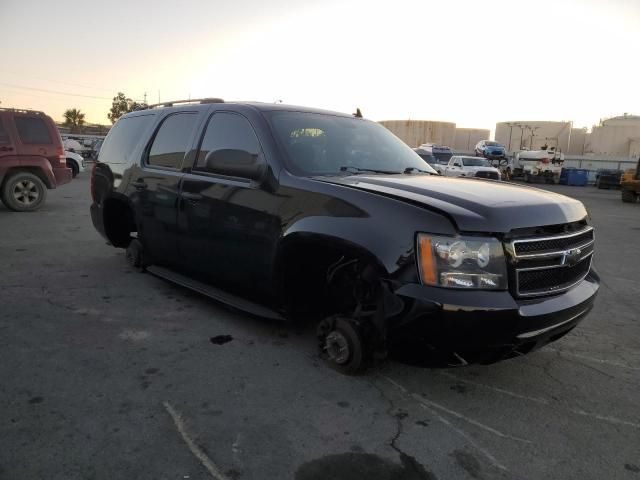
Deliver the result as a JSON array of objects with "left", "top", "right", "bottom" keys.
[
  {"left": 181, "top": 192, "right": 202, "bottom": 201},
  {"left": 0, "top": 146, "right": 13, "bottom": 152},
  {"left": 131, "top": 181, "right": 147, "bottom": 189}
]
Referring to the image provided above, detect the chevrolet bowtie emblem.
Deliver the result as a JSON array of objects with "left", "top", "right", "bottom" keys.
[{"left": 562, "top": 248, "right": 582, "bottom": 267}]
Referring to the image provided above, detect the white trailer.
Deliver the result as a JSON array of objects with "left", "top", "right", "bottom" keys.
[{"left": 513, "top": 147, "right": 565, "bottom": 184}]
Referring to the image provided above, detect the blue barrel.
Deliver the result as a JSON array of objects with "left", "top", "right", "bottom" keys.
[{"left": 566, "top": 168, "right": 589, "bottom": 186}]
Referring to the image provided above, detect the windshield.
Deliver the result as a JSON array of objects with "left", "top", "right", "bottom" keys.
[
  {"left": 462, "top": 157, "right": 491, "bottom": 166},
  {"left": 485, "top": 141, "right": 501, "bottom": 147},
  {"left": 417, "top": 154, "right": 437, "bottom": 164},
  {"left": 434, "top": 152, "right": 452, "bottom": 164},
  {"left": 268, "top": 112, "right": 437, "bottom": 175}
]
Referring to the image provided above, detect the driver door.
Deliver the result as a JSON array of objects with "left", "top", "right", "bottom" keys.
[
  {"left": 178, "top": 111, "right": 281, "bottom": 301},
  {"left": 446, "top": 158, "right": 462, "bottom": 177}
]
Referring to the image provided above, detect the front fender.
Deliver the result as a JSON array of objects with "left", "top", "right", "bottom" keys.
[{"left": 282, "top": 218, "right": 401, "bottom": 276}]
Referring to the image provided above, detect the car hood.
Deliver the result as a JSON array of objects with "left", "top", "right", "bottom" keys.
[{"left": 317, "top": 174, "right": 587, "bottom": 232}]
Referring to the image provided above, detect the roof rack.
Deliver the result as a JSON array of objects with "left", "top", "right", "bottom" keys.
[
  {"left": 144, "top": 98, "right": 224, "bottom": 109},
  {"left": 0, "top": 107, "right": 46, "bottom": 115}
]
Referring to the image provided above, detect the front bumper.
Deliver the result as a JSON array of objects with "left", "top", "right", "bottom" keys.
[{"left": 391, "top": 269, "right": 599, "bottom": 363}]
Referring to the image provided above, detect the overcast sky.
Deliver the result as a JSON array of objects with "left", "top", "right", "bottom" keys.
[{"left": 1, "top": 0, "right": 638, "bottom": 132}]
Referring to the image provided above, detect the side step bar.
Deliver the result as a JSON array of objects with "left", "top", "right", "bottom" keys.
[{"left": 146, "top": 265, "right": 285, "bottom": 321}]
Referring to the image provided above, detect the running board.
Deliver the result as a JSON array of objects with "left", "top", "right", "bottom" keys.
[{"left": 146, "top": 265, "right": 285, "bottom": 321}]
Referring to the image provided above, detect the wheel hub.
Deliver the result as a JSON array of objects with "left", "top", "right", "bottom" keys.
[
  {"left": 325, "top": 331, "right": 350, "bottom": 365},
  {"left": 13, "top": 180, "right": 38, "bottom": 205}
]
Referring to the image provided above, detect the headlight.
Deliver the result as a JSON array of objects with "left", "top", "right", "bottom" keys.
[{"left": 417, "top": 234, "right": 507, "bottom": 290}]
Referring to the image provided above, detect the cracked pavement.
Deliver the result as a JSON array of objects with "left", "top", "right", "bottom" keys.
[{"left": 1, "top": 174, "right": 639, "bottom": 480}]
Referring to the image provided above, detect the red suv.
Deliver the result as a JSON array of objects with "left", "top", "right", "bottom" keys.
[{"left": 0, "top": 108, "right": 72, "bottom": 211}]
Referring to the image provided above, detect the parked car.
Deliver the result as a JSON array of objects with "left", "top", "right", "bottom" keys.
[
  {"left": 0, "top": 108, "right": 72, "bottom": 211},
  {"left": 444, "top": 155, "right": 502, "bottom": 180},
  {"left": 413, "top": 148, "right": 443, "bottom": 174},
  {"left": 91, "top": 99, "right": 599, "bottom": 374},
  {"left": 418, "top": 143, "right": 453, "bottom": 165},
  {"left": 475, "top": 140, "right": 507, "bottom": 159},
  {"left": 65, "top": 150, "right": 85, "bottom": 178}
]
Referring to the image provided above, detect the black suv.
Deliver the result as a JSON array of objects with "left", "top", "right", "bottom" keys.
[{"left": 91, "top": 99, "right": 599, "bottom": 373}]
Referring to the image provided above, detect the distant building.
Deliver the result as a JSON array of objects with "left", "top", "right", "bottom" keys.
[
  {"left": 585, "top": 115, "right": 640, "bottom": 157},
  {"left": 453, "top": 128, "right": 490, "bottom": 152},
  {"left": 379, "top": 120, "right": 456, "bottom": 148},
  {"left": 567, "top": 128, "right": 588, "bottom": 155},
  {"left": 57, "top": 123, "right": 110, "bottom": 136}
]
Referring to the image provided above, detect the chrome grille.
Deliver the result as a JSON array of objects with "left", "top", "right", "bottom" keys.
[
  {"left": 514, "top": 229, "right": 594, "bottom": 255},
  {"left": 475, "top": 171, "right": 500, "bottom": 180},
  {"left": 509, "top": 226, "right": 594, "bottom": 297}
]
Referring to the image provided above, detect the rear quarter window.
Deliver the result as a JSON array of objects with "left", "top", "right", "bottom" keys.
[
  {"left": 99, "top": 114, "right": 155, "bottom": 164},
  {"left": 13, "top": 116, "right": 52, "bottom": 144}
]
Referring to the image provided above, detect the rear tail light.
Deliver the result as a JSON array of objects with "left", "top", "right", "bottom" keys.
[
  {"left": 90, "top": 162, "right": 98, "bottom": 202},
  {"left": 56, "top": 146, "right": 66, "bottom": 166}
]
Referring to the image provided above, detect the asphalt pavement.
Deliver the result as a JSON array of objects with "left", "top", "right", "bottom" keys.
[{"left": 0, "top": 174, "right": 638, "bottom": 480}]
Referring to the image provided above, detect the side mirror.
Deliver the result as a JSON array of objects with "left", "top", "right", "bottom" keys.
[
  {"left": 205, "top": 149, "right": 265, "bottom": 181},
  {"left": 454, "top": 162, "right": 461, "bottom": 168}
]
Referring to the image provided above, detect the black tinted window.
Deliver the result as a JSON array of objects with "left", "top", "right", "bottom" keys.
[
  {"left": 14, "top": 116, "right": 52, "bottom": 144},
  {"left": 0, "top": 119, "right": 9, "bottom": 144},
  {"left": 196, "top": 113, "right": 260, "bottom": 171},
  {"left": 99, "top": 115, "right": 154, "bottom": 164},
  {"left": 148, "top": 113, "right": 197, "bottom": 169}
]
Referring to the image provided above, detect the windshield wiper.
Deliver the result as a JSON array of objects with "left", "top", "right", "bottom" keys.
[
  {"left": 339, "top": 166, "right": 398, "bottom": 175},
  {"left": 403, "top": 167, "right": 434, "bottom": 175}
]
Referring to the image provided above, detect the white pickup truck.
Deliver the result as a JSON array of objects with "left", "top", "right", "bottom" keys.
[{"left": 444, "top": 156, "right": 502, "bottom": 180}]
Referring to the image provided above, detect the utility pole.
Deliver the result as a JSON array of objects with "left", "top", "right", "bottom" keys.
[
  {"left": 529, "top": 127, "right": 540, "bottom": 150},
  {"left": 507, "top": 122, "right": 514, "bottom": 151},
  {"left": 143, "top": 92, "right": 147, "bottom": 104}
]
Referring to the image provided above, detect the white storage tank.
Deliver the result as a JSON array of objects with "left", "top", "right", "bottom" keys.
[
  {"left": 453, "top": 128, "right": 490, "bottom": 152},
  {"left": 586, "top": 115, "right": 640, "bottom": 157},
  {"left": 379, "top": 120, "right": 456, "bottom": 148}
]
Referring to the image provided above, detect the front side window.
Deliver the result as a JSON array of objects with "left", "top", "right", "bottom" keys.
[
  {"left": 13, "top": 116, "right": 52, "bottom": 144},
  {"left": 147, "top": 113, "right": 198, "bottom": 169},
  {"left": 268, "top": 112, "right": 436, "bottom": 175},
  {"left": 195, "top": 112, "right": 261, "bottom": 173}
]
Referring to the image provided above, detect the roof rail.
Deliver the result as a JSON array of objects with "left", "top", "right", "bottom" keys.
[
  {"left": 144, "top": 98, "right": 225, "bottom": 109},
  {"left": 0, "top": 107, "right": 46, "bottom": 115}
]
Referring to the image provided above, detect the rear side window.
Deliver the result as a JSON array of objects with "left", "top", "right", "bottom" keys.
[
  {"left": 0, "top": 119, "right": 9, "bottom": 144},
  {"left": 195, "top": 112, "right": 260, "bottom": 171},
  {"left": 14, "top": 116, "right": 52, "bottom": 144},
  {"left": 98, "top": 115, "right": 154, "bottom": 164},
  {"left": 147, "top": 113, "right": 198, "bottom": 169}
]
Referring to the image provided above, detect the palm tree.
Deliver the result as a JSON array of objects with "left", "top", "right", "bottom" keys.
[{"left": 63, "top": 108, "right": 86, "bottom": 133}]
